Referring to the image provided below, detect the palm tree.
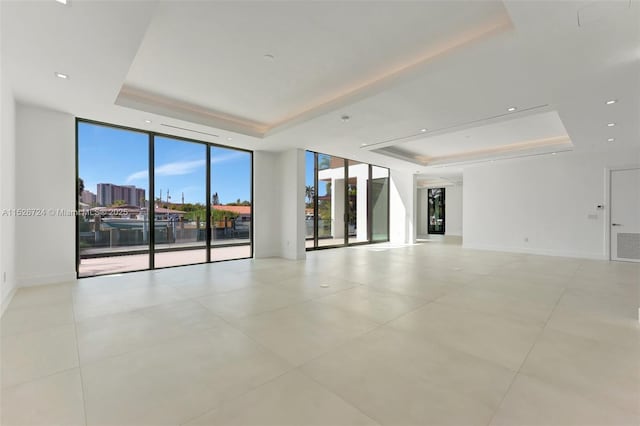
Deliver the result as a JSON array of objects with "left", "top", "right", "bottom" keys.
[{"left": 305, "top": 185, "right": 315, "bottom": 206}]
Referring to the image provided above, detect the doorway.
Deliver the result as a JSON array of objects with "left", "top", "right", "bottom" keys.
[
  {"left": 610, "top": 168, "right": 640, "bottom": 262},
  {"left": 427, "top": 188, "right": 445, "bottom": 235}
]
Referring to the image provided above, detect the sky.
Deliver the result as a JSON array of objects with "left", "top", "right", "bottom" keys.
[{"left": 78, "top": 122, "right": 251, "bottom": 205}]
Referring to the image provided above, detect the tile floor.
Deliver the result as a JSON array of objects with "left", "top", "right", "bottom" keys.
[{"left": 1, "top": 242, "right": 639, "bottom": 426}]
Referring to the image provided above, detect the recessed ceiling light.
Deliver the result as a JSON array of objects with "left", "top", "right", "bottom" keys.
[
  {"left": 263, "top": 54, "right": 275, "bottom": 61},
  {"left": 54, "top": 72, "right": 68, "bottom": 79},
  {"left": 605, "top": 99, "right": 617, "bottom": 105},
  {"left": 227, "top": 137, "right": 233, "bottom": 141},
  {"left": 507, "top": 107, "right": 517, "bottom": 112},
  {"left": 607, "top": 122, "right": 616, "bottom": 127},
  {"left": 55, "top": 0, "right": 68, "bottom": 4},
  {"left": 361, "top": 143, "right": 367, "bottom": 146},
  {"left": 607, "top": 138, "right": 615, "bottom": 142},
  {"left": 144, "top": 119, "right": 152, "bottom": 124},
  {"left": 420, "top": 128, "right": 427, "bottom": 133},
  {"left": 552, "top": 152, "right": 557, "bottom": 155}
]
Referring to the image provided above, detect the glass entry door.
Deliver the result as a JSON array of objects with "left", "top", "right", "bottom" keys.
[{"left": 427, "top": 188, "right": 445, "bottom": 235}]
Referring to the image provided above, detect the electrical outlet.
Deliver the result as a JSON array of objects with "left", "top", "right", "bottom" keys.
[{"left": 524, "top": 237, "right": 529, "bottom": 243}]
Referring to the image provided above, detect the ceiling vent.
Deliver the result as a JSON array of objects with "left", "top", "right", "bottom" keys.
[
  {"left": 160, "top": 123, "right": 219, "bottom": 138},
  {"left": 577, "top": 0, "right": 631, "bottom": 27}
]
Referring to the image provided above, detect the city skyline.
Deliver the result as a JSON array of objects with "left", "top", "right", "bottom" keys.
[
  {"left": 78, "top": 122, "right": 252, "bottom": 205},
  {"left": 80, "top": 185, "right": 249, "bottom": 207}
]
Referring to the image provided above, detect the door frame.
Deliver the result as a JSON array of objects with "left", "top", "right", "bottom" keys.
[
  {"left": 605, "top": 165, "right": 640, "bottom": 261},
  {"left": 427, "top": 187, "right": 446, "bottom": 235}
]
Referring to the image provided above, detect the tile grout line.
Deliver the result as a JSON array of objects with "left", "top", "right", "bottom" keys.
[
  {"left": 293, "top": 365, "right": 383, "bottom": 426},
  {"left": 181, "top": 280, "right": 437, "bottom": 425},
  {"left": 286, "top": 298, "right": 450, "bottom": 426},
  {"left": 0, "top": 365, "right": 80, "bottom": 392},
  {"left": 67, "top": 279, "right": 366, "bottom": 372},
  {"left": 174, "top": 297, "right": 311, "bottom": 425},
  {"left": 70, "top": 299, "right": 90, "bottom": 426},
  {"left": 176, "top": 368, "right": 294, "bottom": 426},
  {"left": 484, "top": 279, "right": 571, "bottom": 426}
]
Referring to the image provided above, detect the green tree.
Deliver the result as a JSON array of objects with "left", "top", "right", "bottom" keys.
[
  {"left": 318, "top": 155, "right": 330, "bottom": 170},
  {"left": 78, "top": 177, "right": 85, "bottom": 197}
]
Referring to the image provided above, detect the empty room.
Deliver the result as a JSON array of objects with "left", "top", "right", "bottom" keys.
[{"left": 1, "top": 1, "right": 639, "bottom": 425}]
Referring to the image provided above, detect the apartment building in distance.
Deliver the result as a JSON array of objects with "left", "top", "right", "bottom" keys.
[
  {"left": 80, "top": 190, "right": 96, "bottom": 206},
  {"left": 96, "top": 183, "right": 145, "bottom": 207}
]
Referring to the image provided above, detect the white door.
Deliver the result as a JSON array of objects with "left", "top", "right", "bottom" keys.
[{"left": 611, "top": 168, "right": 640, "bottom": 262}]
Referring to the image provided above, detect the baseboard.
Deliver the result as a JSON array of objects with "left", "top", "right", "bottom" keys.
[
  {"left": 462, "top": 243, "right": 608, "bottom": 260},
  {"left": 17, "top": 272, "right": 77, "bottom": 287},
  {"left": 1, "top": 285, "right": 17, "bottom": 318}
]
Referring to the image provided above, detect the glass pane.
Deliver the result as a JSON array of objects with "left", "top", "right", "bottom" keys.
[
  {"left": 305, "top": 151, "right": 316, "bottom": 248},
  {"left": 428, "top": 188, "right": 446, "bottom": 234},
  {"left": 77, "top": 122, "right": 150, "bottom": 277},
  {"left": 77, "top": 122, "right": 149, "bottom": 277},
  {"left": 371, "top": 166, "right": 389, "bottom": 241},
  {"left": 210, "top": 146, "right": 252, "bottom": 261},
  {"left": 317, "top": 154, "right": 345, "bottom": 247},
  {"left": 347, "top": 160, "right": 368, "bottom": 244},
  {"left": 153, "top": 136, "right": 207, "bottom": 268}
]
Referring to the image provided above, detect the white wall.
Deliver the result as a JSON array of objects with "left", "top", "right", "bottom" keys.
[
  {"left": 445, "top": 185, "right": 463, "bottom": 236},
  {"left": 278, "top": 149, "right": 306, "bottom": 260},
  {"left": 254, "top": 148, "right": 306, "bottom": 260},
  {"left": 390, "top": 170, "right": 415, "bottom": 244},
  {"left": 1, "top": 59, "right": 17, "bottom": 314},
  {"left": 463, "top": 149, "right": 640, "bottom": 259},
  {"left": 253, "top": 150, "right": 281, "bottom": 258},
  {"left": 15, "top": 103, "right": 76, "bottom": 286}
]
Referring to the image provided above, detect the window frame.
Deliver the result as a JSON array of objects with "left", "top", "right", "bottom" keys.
[{"left": 75, "top": 117, "right": 254, "bottom": 278}]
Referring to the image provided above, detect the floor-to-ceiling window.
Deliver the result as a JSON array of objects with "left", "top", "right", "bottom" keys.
[
  {"left": 77, "top": 122, "right": 150, "bottom": 277},
  {"left": 305, "top": 151, "right": 316, "bottom": 249},
  {"left": 317, "top": 153, "right": 347, "bottom": 248},
  {"left": 210, "top": 146, "right": 252, "bottom": 261},
  {"left": 153, "top": 136, "right": 207, "bottom": 268},
  {"left": 371, "top": 166, "right": 390, "bottom": 241},
  {"left": 305, "top": 150, "right": 389, "bottom": 250},
  {"left": 77, "top": 119, "right": 253, "bottom": 277}
]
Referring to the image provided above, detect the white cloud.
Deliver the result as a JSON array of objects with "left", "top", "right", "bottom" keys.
[
  {"left": 211, "top": 151, "right": 245, "bottom": 164},
  {"left": 126, "top": 159, "right": 206, "bottom": 183},
  {"left": 126, "top": 170, "right": 148, "bottom": 182}
]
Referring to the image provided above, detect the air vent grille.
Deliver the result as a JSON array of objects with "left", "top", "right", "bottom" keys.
[{"left": 617, "top": 233, "right": 640, "bottom": 260}]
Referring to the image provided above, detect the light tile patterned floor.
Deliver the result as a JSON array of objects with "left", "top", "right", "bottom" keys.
[{"left": 1, "top": 242, "right": 639, "bottom": 425}]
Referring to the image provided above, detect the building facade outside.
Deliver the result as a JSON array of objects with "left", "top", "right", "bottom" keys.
[
  {"left": 97, "top": 183, "right": 145, "bottom": 207},
  {"left": 80, "top": 190, "right": 97, "bottom": 206}
]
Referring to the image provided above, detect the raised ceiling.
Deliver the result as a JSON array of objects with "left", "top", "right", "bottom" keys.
[
  {"left": 117, "top": 1, "right": 512, "bottom": 136},
  {"left": 372, "top": 110, "right": 571, "bottom": 166}
]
